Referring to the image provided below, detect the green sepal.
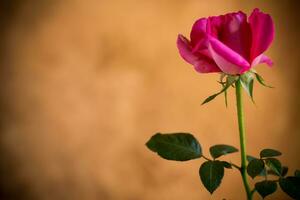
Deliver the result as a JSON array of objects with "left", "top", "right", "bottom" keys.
[
  {"left": 146, "top": 132, "right": 202, "bottom": 161},
  {"left": 240, "top": 72, "right": 254, "bottom": 102},
  {"left": 202, "top": 75, "right": 237, "bottom": 105},
  {"left": 202, "top": 93, "right": 221, "bottom": 105},
  {"left": 254, "top": 72, "right": 274, "bottom": 88},
  {"left": 219, "top": 81, "right": 228, "bottom": 107},
  {"left": 199, "top": 160, "right": 224, "bottom": 194}
]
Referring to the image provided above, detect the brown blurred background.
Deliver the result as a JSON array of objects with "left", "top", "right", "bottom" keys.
[{"left": 0, "top": 0, "right": 299, "bottom": 199}]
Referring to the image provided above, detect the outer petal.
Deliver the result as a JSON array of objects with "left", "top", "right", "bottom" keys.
[
  {"left": 190, "top": 18, "right": 208, "bottom": 47},
  {"left": 249, "top": 8, "right": 275, "bottom": 61},
  {"left": 177, "top": 34, "right": 221, "bottom": 73},
  {"left": 251, "top": 54, "right": 273, "bottom": 67},
  {"left": 208, "top": 36, "right": 250, "bottom": 74}
]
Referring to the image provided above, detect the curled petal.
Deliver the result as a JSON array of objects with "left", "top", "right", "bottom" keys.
[
  {"left": 249, "top": 8, "right": 275, "bottom": 61},
  {"left": 177, "top": 34, "right": 221, "bottom": 73},
  {"left": 177, "top": 34, "right": 198, "bottom": 64},
  {"left": 251, "top": 54, "right": 273, "bottom": 67},
  {"left": 208, "top": 37, "right": 250, "bottom": 74}
]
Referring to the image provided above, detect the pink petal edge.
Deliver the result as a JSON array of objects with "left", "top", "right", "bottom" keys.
[
  {"left": 251, "top": 54, "right": 273, "bottom": 67},
  {"left": 208, "top": 36, "right": 250, "bottom": 74},
  {"left": 249, "top": 8, "right": 275, "bottom": 61}
]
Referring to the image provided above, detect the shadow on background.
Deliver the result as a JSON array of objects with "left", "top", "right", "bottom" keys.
[
  {"left": 0, "top": 1, "right": 33, "bottom": 199},
  {"left": 0, "top": 1, "right": 299, "bottom": 200}
]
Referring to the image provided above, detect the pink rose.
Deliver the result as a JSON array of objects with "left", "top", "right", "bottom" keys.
[{"left": 177, "top": 8, "right": 274, "bottom": 75}]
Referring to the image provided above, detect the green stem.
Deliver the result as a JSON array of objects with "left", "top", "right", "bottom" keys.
[{"left": 235, "top": 78, "right": 253, "bottom": 200}]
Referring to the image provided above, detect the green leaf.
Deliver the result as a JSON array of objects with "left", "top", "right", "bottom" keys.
[
  {"left": 254, "top": 73, "right": 273, "bottom": 88},
  {"left": 199, "top": 160, "right": 224, "bottom": 194},
  {"left": 279, "top": 177, "right": 300, "bottom": 199},
  {"left": 209, "top": 144, "right": 238, "bottom": 159},
  {"left": 295, "top": 170, "right": 300, "bottom": 178},
  {"left": 260, "top": 149, "right": 282, "bottom": 158},
  {"left": 146, "top": 133, "right": 202, "bottom": 161},
  {"left": 267, "top": 166, "right": 288, "bottom": 177},
  {"left": 240, "top": 72, "right": 254, "bottom": 101},
  {"left": 265, "top": 158, "right": 282, "bottom": 176},
  {"left": 221, "top": 161, "right": 232, "bottom": 169},
  {"left": 255, "top": 180, "right": 277, "bottom": 198},
  {"left": 247, "top": 159, "right": 265, "bottom": 179},
  {"left": 202, "top": 75, "right": 237, "bottom": 105},
  {"left": 246, "top": 156, "right": 267, "bottom": 176},
  {"left": 247, "top": 155, "right": 257, "bottom": 162}
]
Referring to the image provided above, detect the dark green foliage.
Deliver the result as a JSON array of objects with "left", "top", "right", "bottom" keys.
[
  {"left": 209, "top": 144, "right": 238, "bottom": 159},
  {"left": 279, "top": 177, "right": 300, "bottom": 199},
  {"left": 246, "top": 155, "right": 257, "bottom": 162},
  {"left": 255, "top": 180, "right": 277, "bottom": 198},
  {"left": 221, "top": 161, "right": 232, "bottom": 169},
  {"left": 268, "top": 166, "right": 288, "bottom": 177},
  {"left": 146, "top": 132, "right": 296, "bottom": 200},
  {"left": 247, "top": 159, "right": 265, "bottom": 178},
  {"left": 265, "top": 158, "right": 282, "bottom": 176},
  {"left": 199, "top": 160, "right": 224, "bottom": 194},
  {"left": 260, "top": 149, "right": 282, "bottom": 158},
  {"left": 146, "top": 133, "right": 202, "bottom": 161}
]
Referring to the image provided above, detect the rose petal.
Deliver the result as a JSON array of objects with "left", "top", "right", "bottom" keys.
[
  {"left": 206, "top": 16, "right": 223, "bottom": 37},
  {"left": 221, "top": 12, "right": 251, "bottom": 60},
  {"left": 206, "top": 12, "right": 251, "bottom": 60},
  {"left": 177, "top": 34, "right": 221, "bottom": 73},
  {"left": 208, "top": 36, "right": 250, "bottom": 74},
  {"left": 251, "top": 54, "right": 273, "bottom": 67},
  {"left": 190, "top": 18, "right": 207, "bottom": 46},
  {"left": 249, "top": 8, "right": 275, "bottom": 61},
  {"left": 193, "top": 54, "right": 222, "bottom": 73},
  {"left": 177, "top": 35, "right": 196, "bottom": 63}
]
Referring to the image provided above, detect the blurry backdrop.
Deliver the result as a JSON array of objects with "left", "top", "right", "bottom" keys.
[{"left": 0, "top": 0, "right": 299, "bottom": 199}]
